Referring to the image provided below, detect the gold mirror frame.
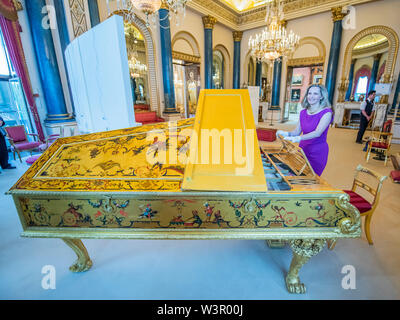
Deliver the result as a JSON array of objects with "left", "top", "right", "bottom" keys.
[
  {"left": 338, "top": 25, "right": 399, "bottom": 103},
  {"left": 111, "top": 10, "right": 160, "bottom": 113}
]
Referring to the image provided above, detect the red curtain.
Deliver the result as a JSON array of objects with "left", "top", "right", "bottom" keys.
[{"left": 0, "top": 0, "right": 45, "bottom": 141}]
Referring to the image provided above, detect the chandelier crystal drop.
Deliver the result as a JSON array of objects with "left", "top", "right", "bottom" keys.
[
  {"left": 248, "top": 0, "right": 300, "bottom": 62},
  {"left": 106, "top": 0, "right": 190, "bottom": 28}
]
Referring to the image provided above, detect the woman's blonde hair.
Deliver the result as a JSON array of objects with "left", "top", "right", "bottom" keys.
[{"left": 301, "top": 84, "right": 332, "bottom": 110}]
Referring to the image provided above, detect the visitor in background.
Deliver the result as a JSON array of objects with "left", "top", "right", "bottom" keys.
[
  {"left": 0, "top": 116, "right": 16, "bottom": 171},
  {"left": 276, "top": 84, "right": 333, "bottom": 176},
  {"left": 356, "top": 90, "right": 376, "bottom": 144}
]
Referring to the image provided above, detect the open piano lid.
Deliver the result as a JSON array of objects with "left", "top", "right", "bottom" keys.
[{"left": 181, "top": 89, "right": 267, "bottom": 192}]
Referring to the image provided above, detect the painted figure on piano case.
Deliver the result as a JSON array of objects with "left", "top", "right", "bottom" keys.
[{"left": 277, "top": 84, "right": 333, "bottom": 176}]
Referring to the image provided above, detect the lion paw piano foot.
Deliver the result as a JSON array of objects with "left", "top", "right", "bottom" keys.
[
  {"left": 286, "top": 239, "right": 326, "bottom": 294},
  {"left": 286, "top": 276, "right": 306, "bottom": 294},
  {"left": 62, "top": 239, "right": 93, "bottom": 272}
]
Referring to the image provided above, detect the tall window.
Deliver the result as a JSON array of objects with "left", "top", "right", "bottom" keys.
[
  {"left": 355, "top": 76, "right": 369, "bottom": 101},
  {"left": 0, "top": 30, "right": 14, "bottom": 77}
]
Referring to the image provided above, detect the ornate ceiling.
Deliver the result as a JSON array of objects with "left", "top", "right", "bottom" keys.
[
  {"left": 220, "top": 0, "right": 269, "bottom": 12},
  {"left": 188, "top": 0, "right": 379, "bottom": 31}
]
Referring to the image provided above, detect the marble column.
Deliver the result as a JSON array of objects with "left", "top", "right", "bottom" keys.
[
  {"left": 368, "top": 53, "right": 382, "bottom": 93},
  {"left": 203, "top": 15, "right": 217, "bottom": 89},
  {"left": 88, "top": 0, "right": 100, "bottom": 27},
  {"left": 392, "top": 72, "right": 400, "bottom": 109},
  {"left": 271, "top": 58, "right": 282, "bottom": 108},
  {"left": 159, "top": 5, "right": 177, "bottom": 114},
  {"left": 345, "top": 59, "right": 356, "bottom": 101},
  {"left": 325, "top": 7, "right": 347, "bottom": 104},
  {"left": 232, "top": 31, "right": 243, "bottom": 89},
  {"left": 25, "top": 0, "right": 72, "bottom": 123},
  {"left": 255, "top": 61, "right": 262, "bottom": 87}
]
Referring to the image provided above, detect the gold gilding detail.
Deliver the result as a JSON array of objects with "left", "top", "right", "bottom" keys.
[
  {"left": 233, "top": 30, "right": 243, "bottom": 42},
  {"left": 202, "top": 15, "right": 217, "bottom": 29}
]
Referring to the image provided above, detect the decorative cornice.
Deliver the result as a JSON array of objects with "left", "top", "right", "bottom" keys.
[
  {"left": 188, "top": 0, "right": 378, "bottom": 31},
  {"left": 172, "top": 51, "right": 201, "bottom": 63},
  {"left": 202, "top": 15, "right": 217, "bottom": 29},
  {"left": 232, "top": 31, "right": 243, "bottom": 42},
  {"left": 287, "top": 56, "right": 325, "bottom": 67},
  {"left": 331, "top": 6, "right": 347, "bottom": 22}
]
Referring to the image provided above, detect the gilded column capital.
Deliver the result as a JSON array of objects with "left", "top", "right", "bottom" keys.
[
  {"left": 202, "top": 15, "right": 217, "bottom": 29},
  {"left": 233, "top": 31, "right": 243, "bottom": 42},
  {"left": 331, "top": 6, "right": 347, "bottom": 22},
  {"left": 160, "top": 0, "right": 169, "bottom": 10},
  {"left": 373, "top": 53, "right": 382, "bottom": 61}
]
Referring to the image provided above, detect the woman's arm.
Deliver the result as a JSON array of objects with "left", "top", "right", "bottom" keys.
[
  {"left": 300, "top": 112, "right": 332, "bottom": 141},
  {"left": 288, "top": 122, "right": 302, "bottom": 137}
]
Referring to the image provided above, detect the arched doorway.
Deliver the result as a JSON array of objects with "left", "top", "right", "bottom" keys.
[{"left": 172, "top": 31, "right": 201, "bottom": 118}]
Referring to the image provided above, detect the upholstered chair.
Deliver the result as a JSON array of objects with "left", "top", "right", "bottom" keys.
[{"left": 4, "top": 125, "right": 42, "bottom": 163}]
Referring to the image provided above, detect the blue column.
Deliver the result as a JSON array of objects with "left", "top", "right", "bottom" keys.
[
  {"left": 232, "top": 31, "right": 242, "bottom": 89},
  {"left": 203, "top": 16, "right": 217, "bottom": 89},
  {"left": 159, "top": 7, "right": 177, "bottom": 113},
  {"left": 392, "top": 72, "right": 400, "bottom": 108},
  {"left": 325, "top": 7, "right": 347, "bottom": 104},
  {"left": 25, "top": 0, "right": 71, "bottom": 122},
  {"left": 345, "top": 59, "right": 356, "bottom": 101},
  {"left": 255, "top": 61, "right": 262, "bottom": 91},
  {"left": 368, "top": 54, "right": 381, "bottom": 93},
  {"left": 88, "top": 0, "right": 101, "bottom": 27},
  {"left": 271, "top": 58, "right": 282, "bottom": 107}
]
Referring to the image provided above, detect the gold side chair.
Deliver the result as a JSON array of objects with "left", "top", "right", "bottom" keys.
[{"left": 328, "top": 165, "right": 387, "bottom": 249}]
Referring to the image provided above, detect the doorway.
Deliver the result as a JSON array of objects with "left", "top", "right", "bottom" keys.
[{"left": 173, "top": 59, "right": 201, "bottom": 118}]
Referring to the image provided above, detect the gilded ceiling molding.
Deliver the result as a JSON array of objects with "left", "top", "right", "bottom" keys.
[
  {"left": 188, "top": 0, "right": 378, "bottom": 31},
  {"left": 202, "top": 15, "right": 217, "bottom": 29},
  {"left": 338, "top": 25, "right": 399, "bottom": 102}
]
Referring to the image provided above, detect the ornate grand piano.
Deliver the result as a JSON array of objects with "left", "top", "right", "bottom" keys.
[{"left": 8, "top": 90, "right": 361, "bottom": 294}]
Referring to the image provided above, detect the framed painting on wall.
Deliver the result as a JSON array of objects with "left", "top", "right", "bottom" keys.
[
  {"left": 292, "top": 74, "right": 303, "bottom": 86},
  {"left": 313, "top": 75, "right": 323, "bottom": 85},
  {"left": 291, "top": 89, "right": 301, "bottom": 101}
]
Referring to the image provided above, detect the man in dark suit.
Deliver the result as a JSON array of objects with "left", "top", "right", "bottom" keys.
[{"left": 356, "top": 90, "right": 376, "bottom": 144}]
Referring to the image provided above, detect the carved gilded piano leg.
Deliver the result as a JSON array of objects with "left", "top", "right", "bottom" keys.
[
  {"left": 286, "top": 239, "right": 326, "bottom": 294},
  {"left": 62, "top": 239, "right": 93, "bottom": 272}
]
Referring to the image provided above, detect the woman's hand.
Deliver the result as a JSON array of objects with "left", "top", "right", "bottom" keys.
[
  {"left": 276, "top": 130, "right": 289, "bottom": 138},
  {"left": 284, "top": 136, "right": 302, "bottom": 143}
]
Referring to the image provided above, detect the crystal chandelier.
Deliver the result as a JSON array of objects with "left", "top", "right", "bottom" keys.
[
  {"left": 129, "top": 52, "right": 148, "bottom": 77},
  {"left": 106, "top": 0, "right": 191, "bottom": 28},
  {"left": 248, "top": 0, "right": 300, "bottom": 62}
]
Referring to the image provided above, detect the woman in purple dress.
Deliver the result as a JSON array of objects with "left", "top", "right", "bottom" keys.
[{"left": 276, "top": 85, "right": 333, "bottom": 176}]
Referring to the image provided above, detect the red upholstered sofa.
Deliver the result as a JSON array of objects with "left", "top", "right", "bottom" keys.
[
  {"left": 256, "top": 128, "right": 277, "bottom": 142},
  {"left": 135, "top": 111, "right": 165, "bottom": 125}
]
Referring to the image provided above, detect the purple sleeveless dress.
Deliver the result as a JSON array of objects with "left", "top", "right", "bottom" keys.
[{"left": 299, "top": 108, "right": 333, "bottom": 176}]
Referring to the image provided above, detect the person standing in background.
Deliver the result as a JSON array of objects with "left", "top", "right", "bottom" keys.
[
  {"left": 0, "top": 116, "right": 16, "bottom": 170},
  {"left": 356, "top": 90, "right": 376, "bottom": 144}
]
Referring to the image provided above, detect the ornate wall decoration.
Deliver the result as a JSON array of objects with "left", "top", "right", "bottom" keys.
[
  {"left": 287, "top": 36, "right": 326, "bottom": 67},
  {"left": 172, "top": 51, "right": 201, "bottom": 63},
  {"left": 172, "top": 31, "right": 201, "bottom": 57},
  {"left": 68, "top": 0, "right": 89, "bottom": 38}
]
